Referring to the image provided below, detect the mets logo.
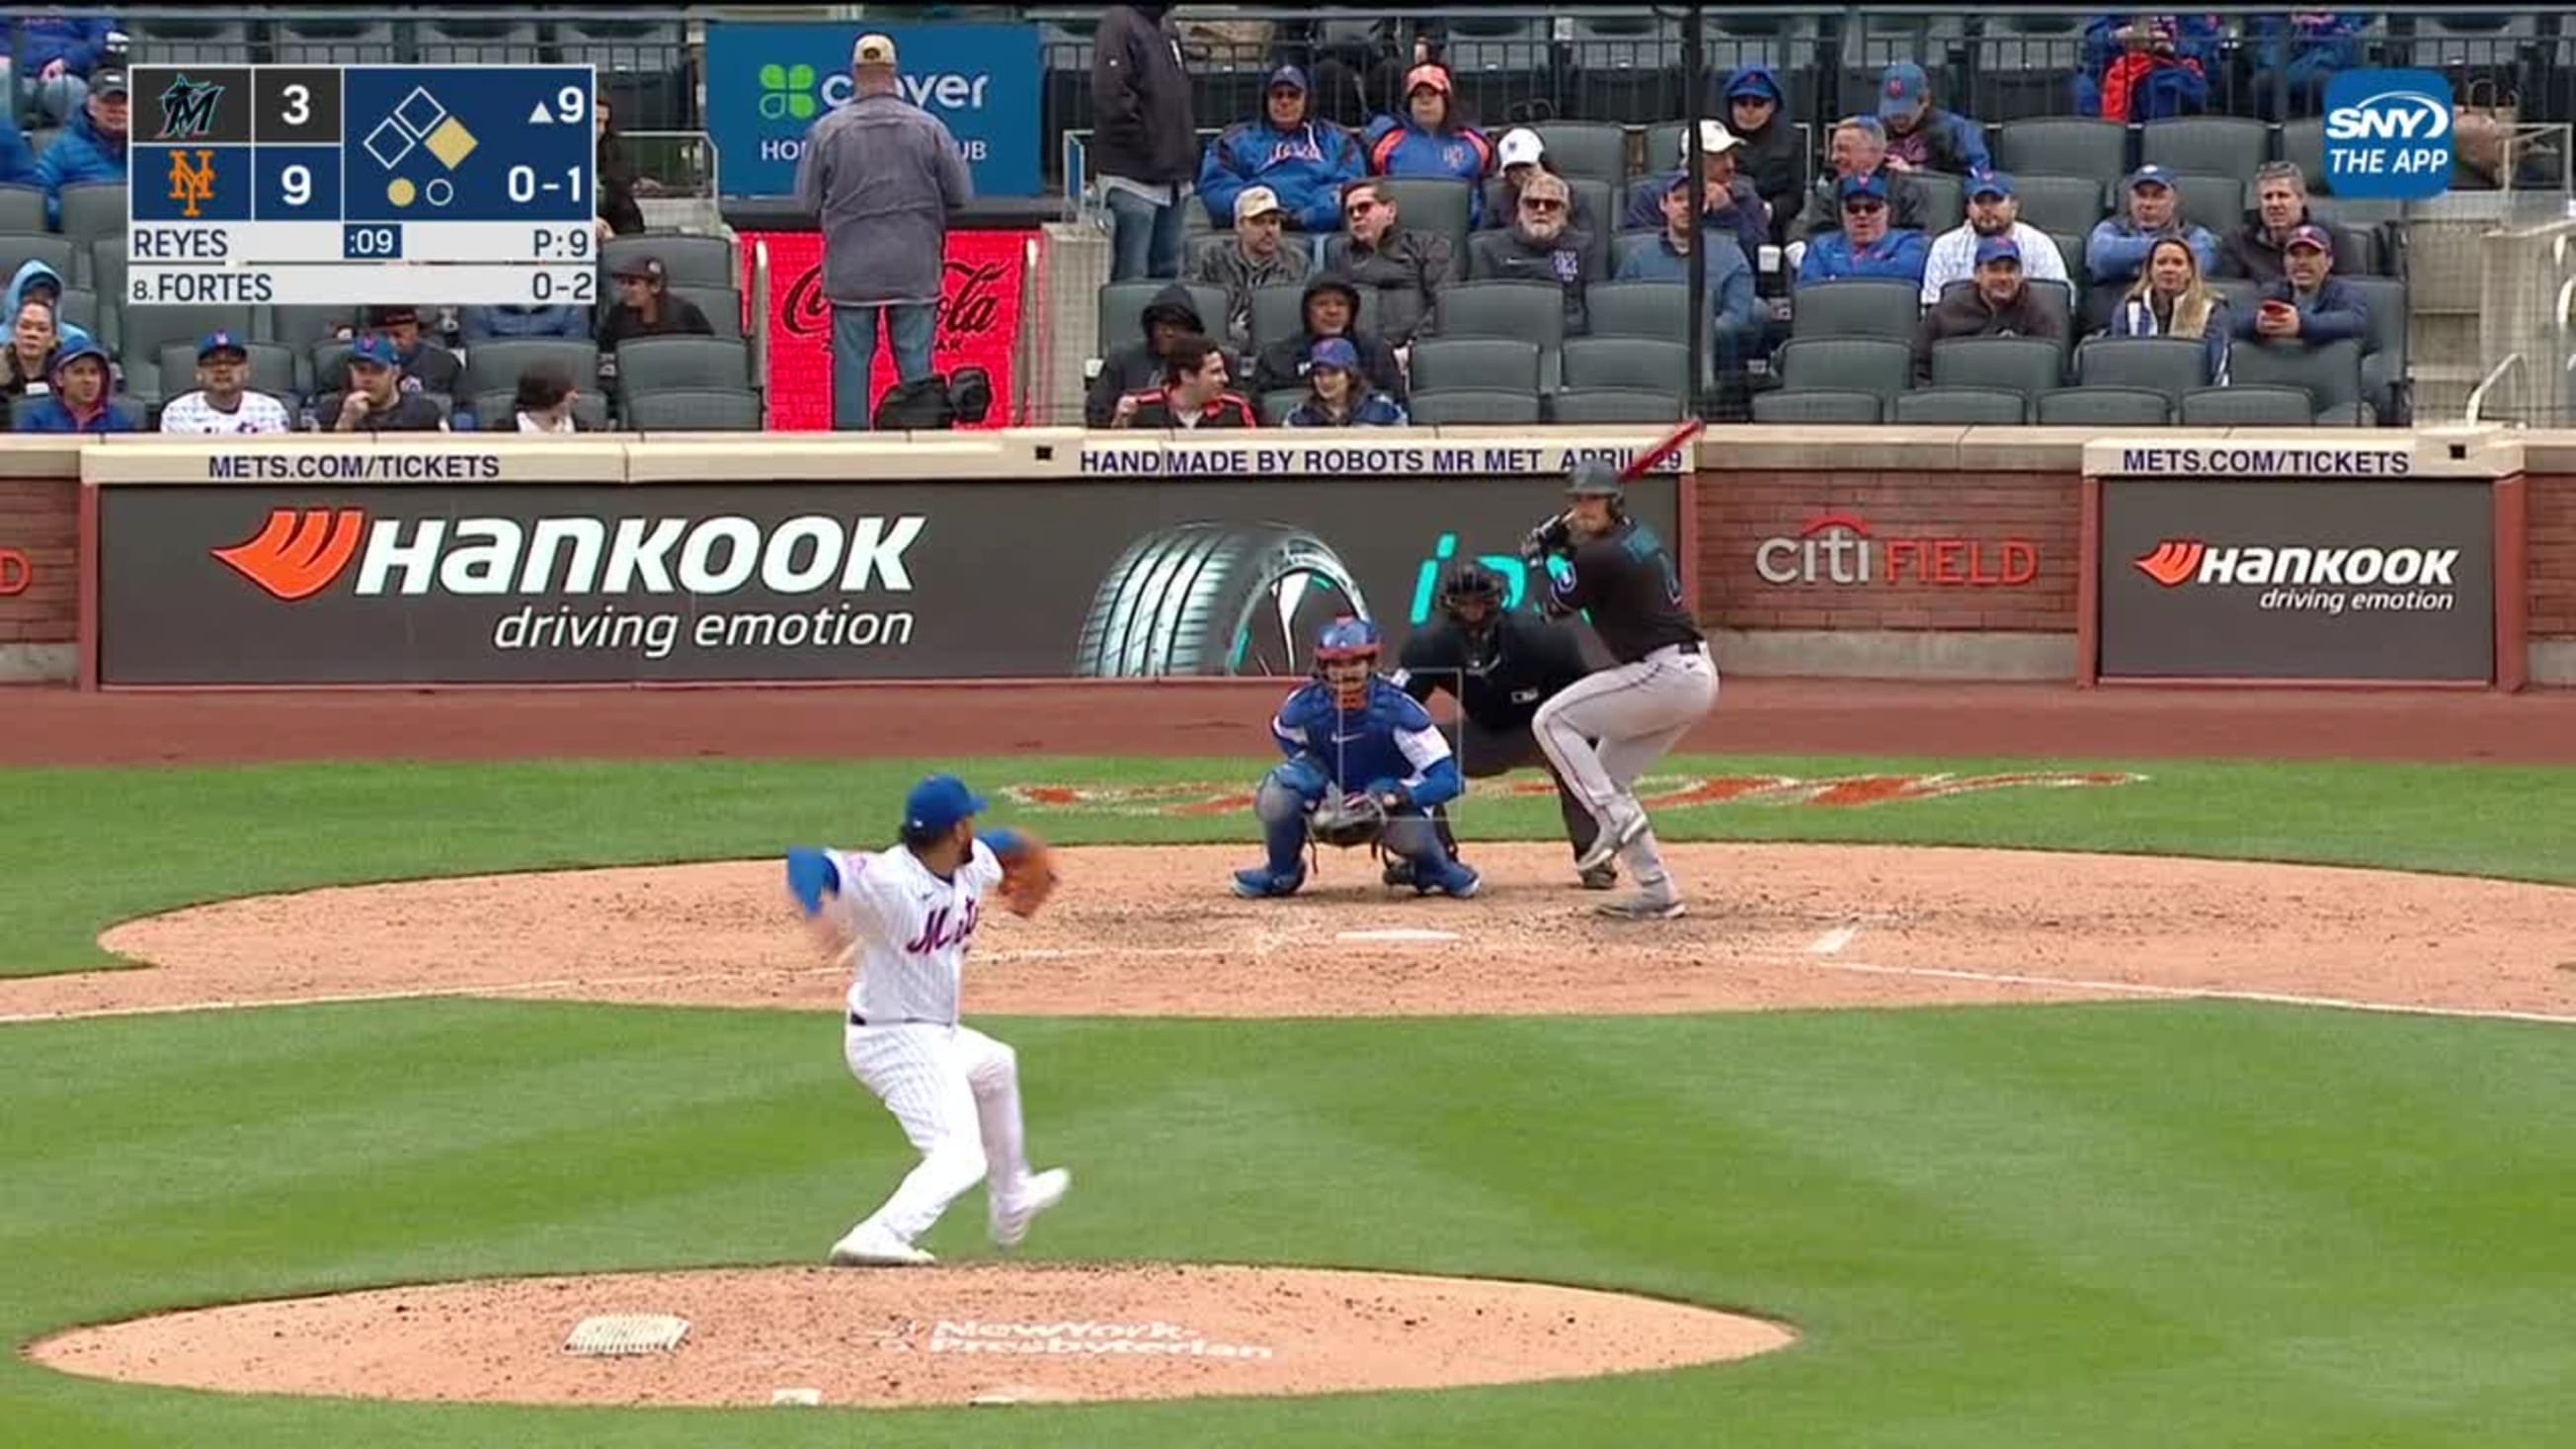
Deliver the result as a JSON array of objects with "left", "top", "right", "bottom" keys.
[
  {"left": 155, "top": 74, "right": 226, "bottom": 140},
  {"left": 166, "top": 150, "right": 217, "bottom": 219},
  {"left": 1550, "top": 249, "right": 1580, "bottom": 282},
  {"left": 213, "top": 509, "right": 366, "bottom": 601}
]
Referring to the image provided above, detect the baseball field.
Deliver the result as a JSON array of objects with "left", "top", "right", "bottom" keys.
[{"left": 3, "top": 681, "right": 2573, "bottom": 1445}]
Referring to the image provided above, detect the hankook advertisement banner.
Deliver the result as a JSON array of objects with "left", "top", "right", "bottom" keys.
[
  {"left": 2097, "top": 478, "right": 2495, "bottom": 681},
  {"left": 95, "top": 478, "right": 1679, "bottom": 684}
]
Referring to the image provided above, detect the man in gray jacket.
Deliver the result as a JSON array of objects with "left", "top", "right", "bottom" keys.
[{"left": 795, "top": 32, "right": 973, "bottom": 431}]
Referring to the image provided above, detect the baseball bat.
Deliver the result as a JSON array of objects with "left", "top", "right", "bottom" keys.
[{"left": 1618, "top": 417, "right": 1708, "bottom": 484}]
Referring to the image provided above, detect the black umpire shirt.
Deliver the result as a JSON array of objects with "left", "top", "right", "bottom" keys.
[
  {"left": 1393, "top": 609, "right": 1593, "bottom": 732},
  {"left": 1547, "top": 518, "right": 1704, "bottom": 665}
]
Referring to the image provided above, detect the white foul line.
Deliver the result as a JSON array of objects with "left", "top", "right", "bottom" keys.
[{"left": 1789, "top": 956, "right": 2576, "bottom": 1028}]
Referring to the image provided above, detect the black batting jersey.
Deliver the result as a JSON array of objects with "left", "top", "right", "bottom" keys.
[
  {"left": 1392, "top": 610, "right": 1593, "bottom": 732},
  {"left": 1547, "top": 518, "right": 1703, "bottom": 664}
]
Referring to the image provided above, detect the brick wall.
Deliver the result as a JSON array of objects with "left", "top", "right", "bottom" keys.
[
  {"left": 2534, "top": 474, "right": 2575, "bottom": 640},
  {"left": 0, "top": 478, "right": 75, "bottom": 646},
  {"left": 1694, "top": 468, "right": 2082, "bottom": 633}
]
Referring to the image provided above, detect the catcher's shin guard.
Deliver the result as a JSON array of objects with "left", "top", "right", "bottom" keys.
[{"left": 1253, "top": 774, "right": 1316, "bottom": 876}]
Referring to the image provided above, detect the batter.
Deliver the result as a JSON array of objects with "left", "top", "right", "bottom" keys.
[
  {"left": 1522, "top": 460, "right": 1721, "bottom": 921},
  {"left": 786, "top": 774, "right": 1071, "bottom": 1267}
]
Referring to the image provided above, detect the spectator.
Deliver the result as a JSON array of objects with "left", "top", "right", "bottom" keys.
[
  {"left": 2220, "top": 162, "right": 2330, "bottom": 282},
  {"left": 1087, "top": 283, "right": 1235, "bottom": 427},
  {"left": 2245, "top": 11, "right": 2366, "bottom": 119},
  {"left": 1483, "top": 128, "right": 1603, "bottom": 238},
  {"left": 1795, "top": 173, "right": 1929, "bottom": 287},
  {"left": 1197, "top": 64, "right": 1362, "bottom": 232},
  {"left": 1189, "top": 183, "right": 1311, "bottom": 354},
  {"left": 1877, "top": 63, "right": 1992, "bottom": 176},
  {"left": 1111, "top": 332, "right": 1257, "bottom": 429},
  {"left": 1794, "top": 117, "right": 1928, "bottom": 240},
  {"left": 1921, "top": 171, "right": 2068, "bottom": 305},
  {"left": 1091, "top": 3, "right": 1198, "bottom": 282},
  {"left": 2231, "top": 224, "right": 2367, "bottom": 349},
  {"left": 5, "top": 259, "right": 88, "bottom": 352},
  {"left": 2452, "top": 108, "right": 2559, "bottom": 192},
  {"left": 512, "top": 362, "right": 586, "bottom": 434},
  {"left": 34, "top": 64, "right": 123, "bottom": 229},
  {"left": 2076, "top": 13, "right": 2218, "bottom": 121},
  {"left": 2085, "top": 165, "right": 2218, "bottom": 331},
  {"left": 0, "top": 107, "right": 36, "bottom": 188},
  {"left": 1466, "top": 170, "right": 1592, "bottom": 334},
  {"left": 597, "top": 256, "right": 715, "bottom": 351},
  {"left": 1621, "top": 121, "right": 1769, "bottom": 266},
  {"left": 316, "top": 334, "right": 450, "bottom": 432},
  {"left": 2108, "top": 235, "right": 2231, "bottom": 385},
  {"left": 3, "top": 298, "right": 58, "bottom": 399},
  {"left": 1363, "top": 65, "right": 1493, "bottom": 226},
  {"left": 1322, "top": 179, "right": 1456, "bottom": 349},
  {"left": 158, "top": 330, "right": 291, "bottom": 434},
  {"left": 16, "top": 338, "right": 126, "bottom": 433},
  {"left": 1914, "top": 237, "right": 2064, "bottom": 381},
  {"left": 596, "top": 95, "right": 649, "bottom": 238},
  {"left": 1283, "top": 337, "right": 1408, "bottom": 427},
  {"left": 461, "top": 303, "right": 592, "bottom": 344},
  {"left": 15, "top": 14, "right": 116, "bottom": 124},
  {"left": 1725, "top": 66, "right": 1806, "bottom": 244},
  {"left": 1615, "top": 172, "right": 1761, "bottom": 371},
  {"left": 362, "top": 305, "right": 464, "bottom": 396},
  {"left": 1249, "top": 273, "right": 1405, "bottom": 401},
  {"left": 796, "top": 32, "right": 972, "bottom": 432}
]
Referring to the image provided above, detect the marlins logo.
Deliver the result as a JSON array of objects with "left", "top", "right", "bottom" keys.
[
  {"left": 167, "top": 150, "right": 216, "bottom": 218},
  {"left": 155, "top": 74, "right": 226, "bottom": 140}
]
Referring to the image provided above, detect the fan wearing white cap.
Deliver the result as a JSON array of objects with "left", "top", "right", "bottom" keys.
[
  {"left": 1480, "top": 128, "right": 1600, "bottom": 238},
  {"left": 1619, "top": 120, "right": 1768, "bottom": 263}
]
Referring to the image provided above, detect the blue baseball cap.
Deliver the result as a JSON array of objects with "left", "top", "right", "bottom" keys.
[
  {"left": 1266, "top": 63, "right": 1308, "bottom": 93},
  {"left": 1968, "top": 169, "right": 2016, "bottom": 200},
  {"left": 1878, "top": 62, "right": 1929, "bottom": 119},
  {"left": 198, "top": 329, "right": 248, "bottom": 361},
  {"left": 1836, "top": 171, "right": 1889, "bottom": 203},
  {"left": 1974, "top": 235, "right": 2023, "bottom": 266},
  {"left": 1309, "top": 336, "right": 1359, "bottom": 372},
  {"left": 903, "top": 773, "right": 989, "bottom": 836},
  {"left": 2125, "top": 164, "right": 2177, "bottom": 192},
  {"left": 1725, "top": 68, "right": 1781, "bottom": 103},
  {"left": 348, "top": 332, "right": 401, "bottom": 368}
]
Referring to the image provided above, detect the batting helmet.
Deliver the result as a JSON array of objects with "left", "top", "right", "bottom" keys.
[{"left": 1565, "top": 457, "right": 1625, "bottom": 501}]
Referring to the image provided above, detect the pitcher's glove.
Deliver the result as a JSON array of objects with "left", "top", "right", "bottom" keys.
[
  {"left": 996, "top": 833, "right": 1060, "bottom": 918},
  {"left": 1309, "top": 790, "right": 1389, "bottom": 849}
]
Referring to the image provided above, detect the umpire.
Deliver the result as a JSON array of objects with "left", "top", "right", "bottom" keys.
[{"left": 1387, "top": 564, "right": 1617, "bottom": 891}]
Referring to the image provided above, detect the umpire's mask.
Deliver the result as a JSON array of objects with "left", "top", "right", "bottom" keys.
[{"left": 1440, "top": 564, "right": 1510, "bottom": 674}]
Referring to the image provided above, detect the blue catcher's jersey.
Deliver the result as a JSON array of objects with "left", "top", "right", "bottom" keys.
[{"left": 1270, "top": 677, "right": 1462, "bottom": 806}]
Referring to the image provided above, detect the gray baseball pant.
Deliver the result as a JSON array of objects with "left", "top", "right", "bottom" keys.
[
  {"left": 1430, "top": 716, "right": 1600, "bottom": 862},
  {"left": 1531, "top": 642, "right": 1720, "bottom": 890}
]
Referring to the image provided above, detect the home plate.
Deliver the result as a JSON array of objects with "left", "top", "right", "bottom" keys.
[{"left": 1336, "top": 928, "right": 1461, "bottom": 943}]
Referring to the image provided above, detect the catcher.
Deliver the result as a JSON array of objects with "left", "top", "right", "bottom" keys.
[
  {"left": 1388, "top": 563, "right": 1614, "bottom": 891},
  {"left": 1230, "top": 616, "right": 1482, "bottom": 900},
  {"left": 786, "top": 772, "right": 1069, "bottom": 1267}
]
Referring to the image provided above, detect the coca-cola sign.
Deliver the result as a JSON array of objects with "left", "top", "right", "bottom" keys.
[{"left": 746, "top": 228, "right": 1031, "bottom": 430}]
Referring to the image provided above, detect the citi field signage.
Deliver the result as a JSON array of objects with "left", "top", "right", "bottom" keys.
[{"left": 1753, "top": 513, "right": 2040, "bottom": 588}]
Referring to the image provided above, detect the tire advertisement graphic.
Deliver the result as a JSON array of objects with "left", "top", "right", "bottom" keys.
[{"left": 96, "top": 476, "right": 1676, "bottom": 685}]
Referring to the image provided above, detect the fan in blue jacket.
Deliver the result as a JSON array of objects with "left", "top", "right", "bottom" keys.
[
  {"left": 1362, "top": 64, "right": 1493, "bottom": 227},
  {"left": 2230, "top": 224, "right": 2369, "bottom": 347},
  {"left": 2085, "top": 166, "right": 2220, "bottom": 297},
  {"left": 5, "top": 260, "right": 93, "bottom": 352},
  {"left": 12, "top": 15, "right": 116, "bottom": 121},
  {"left": 1616, "top": 173, "right": 1763, "bottom": 365},
  {"left": 34, "top": 72, "right": 127, "bottom": 228},
  {"left": 1795, "top": 172, "right": 1929, "bottom": 286},
  {"left": 16, "top": 338, "right": 130, "bottom": 433},
  {"left": 0, "top": 108, "right": 37, "bottom": 189},
  {"left": 1197, "top": 64, "right": 1364, "bottom": 232}
]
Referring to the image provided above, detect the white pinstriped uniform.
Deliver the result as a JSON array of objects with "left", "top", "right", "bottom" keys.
[{"left": 821, "top": 840, "right": 1039, "bottom": 1246}]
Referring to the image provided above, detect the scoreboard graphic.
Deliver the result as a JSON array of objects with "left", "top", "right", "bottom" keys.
[{"left": 127, "top": 64, "right": 599, "bottom": 307}]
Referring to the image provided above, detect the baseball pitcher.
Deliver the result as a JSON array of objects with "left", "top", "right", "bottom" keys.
[
  {"left": 1521, "top": 458, "right": 1719, "bottom": 921},
  {"left": 1388, "top": 563, "right": 1616, "bottom": 890},
  {"left": 786, "top": 773, "right": 1071, "bottom": 1267},
  {"left": 1232, "top": 616, "right": 1482, "bottom": 900}
]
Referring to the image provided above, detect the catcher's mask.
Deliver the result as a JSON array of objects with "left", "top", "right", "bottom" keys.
[
  {"left": 1438, "top": 564, "right": 1509, "bottom": 672},
  {"left": 1313, "top": 614, "right": 1381, "bottom": 710}
]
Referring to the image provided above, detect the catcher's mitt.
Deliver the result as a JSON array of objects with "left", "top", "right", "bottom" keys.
[
  {"left": 1308, "top": 790, "right": 1389, "bottom": 849},
  {"left": 996, "top": 834, "right": 1060, "bottom": 917}
]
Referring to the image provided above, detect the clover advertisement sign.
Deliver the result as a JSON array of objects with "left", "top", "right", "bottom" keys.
[{"left": 702, "top": 21, "right": 1042, "bottom": 198}]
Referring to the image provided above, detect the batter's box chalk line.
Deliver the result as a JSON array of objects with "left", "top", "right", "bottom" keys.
[{"left": 563, "top": 1313, "right": 689, "bottom": 1356}]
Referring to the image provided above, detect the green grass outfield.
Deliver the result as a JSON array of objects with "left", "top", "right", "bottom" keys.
[{"left": 3, "top": 752, "right": 2573, "bottom": 1446}]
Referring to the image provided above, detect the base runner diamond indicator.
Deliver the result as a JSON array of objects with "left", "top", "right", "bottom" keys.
[{"left": 424, "top": 116, "right": 478, "bottom": 168}]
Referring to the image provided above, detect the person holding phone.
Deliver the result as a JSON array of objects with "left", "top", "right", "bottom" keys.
[{"left": 2233, "top": 224, "right": 2368, "bottom": 349}]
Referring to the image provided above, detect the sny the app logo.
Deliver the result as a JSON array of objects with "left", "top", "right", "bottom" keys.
[
  {"left": 166, "top": 150, "right": 217, "bottom": 219},
  {"left": 155, "top": 74, "right": 225, "bottom": 139},
  {"left": 760, "top": 62, "right": 819, "bottom": 121},
  {"left": 2322, "top": 69, "right": 2453, "bottom": 201}
]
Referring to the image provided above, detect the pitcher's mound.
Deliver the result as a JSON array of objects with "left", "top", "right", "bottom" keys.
[{"left": 29, "top": 1262, "right": 1794, "bottom": 1409}]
